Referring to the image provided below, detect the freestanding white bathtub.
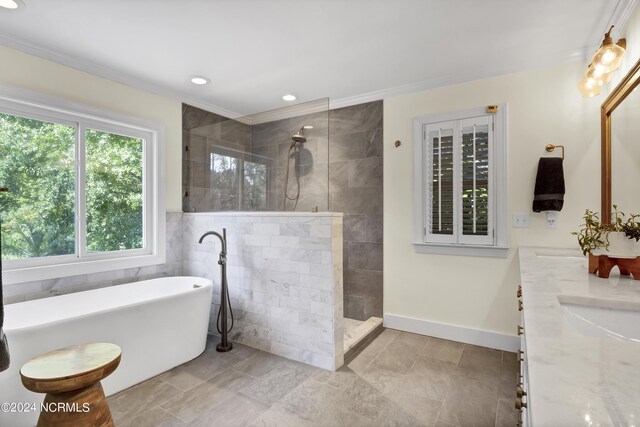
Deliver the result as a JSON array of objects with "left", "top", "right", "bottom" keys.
[{"left": 0, "top": 276, "right": 213, "bottom": 427}]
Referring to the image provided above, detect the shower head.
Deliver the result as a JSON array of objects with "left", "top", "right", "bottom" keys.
[
  {"left": 291, "top": 133, "right": 307, "bottom": 143},
  {"left": 291, "top": 125, "right": 313, "bottom": 144}
]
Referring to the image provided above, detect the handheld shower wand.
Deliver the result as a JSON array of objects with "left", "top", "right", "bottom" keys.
[
  {"left": 198, "top": 228, "right": 234, "bottom": 352},
  {"left": 283, "top": 125, "right": 313, "bottom": 210}
]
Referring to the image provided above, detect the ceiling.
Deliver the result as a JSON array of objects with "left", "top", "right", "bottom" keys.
[{"left": 0, "top": 0, "right": 632, "bottom": 117}]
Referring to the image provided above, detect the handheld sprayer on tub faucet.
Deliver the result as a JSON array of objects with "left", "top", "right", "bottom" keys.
[{"left": 198, "top": 228, "right": 234, "bottom": 352}]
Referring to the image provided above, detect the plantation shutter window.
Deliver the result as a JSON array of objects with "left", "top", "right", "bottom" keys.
[
  {"left": 425, "top": 122, "right": 456, "bottom": 244},
  {"left": 424, "top": 115, "right": 495, "bottom": 246},
  {"left": 459, "top": 116, "right": 493, "bottom": 245},
  {"left": 413, "top": 106, "right": 506, "bottom": 257}
]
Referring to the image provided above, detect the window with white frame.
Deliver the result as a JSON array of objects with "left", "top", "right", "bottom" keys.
[
  {"left": 413, "top": 106, "right": 507, "bottom": 257},
  {"left": 0, "top": 87, "right": 165, "bottom": 284}
]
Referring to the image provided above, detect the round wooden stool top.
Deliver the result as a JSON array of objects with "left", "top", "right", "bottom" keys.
[{"left": 20, "top": 343, "right": 121, "bottom": 394}]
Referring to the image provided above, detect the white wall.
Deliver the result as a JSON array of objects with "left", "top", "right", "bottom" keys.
[
  {"left": 383, "top": 60, "right": 603, "bottom": 337},
  {"left": 0, "top": 45, "right": 182, "bottom": 211}
]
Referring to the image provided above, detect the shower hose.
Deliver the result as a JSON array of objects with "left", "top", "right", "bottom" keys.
[
  {"left": 283, "top": 141, "right": 300, "bottom": 210},
  {"left": 217, "top": 254, "right": 234, "bottom": 335}
]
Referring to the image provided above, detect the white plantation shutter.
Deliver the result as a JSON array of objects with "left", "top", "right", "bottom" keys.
[
  {"left": 459, "top": 116, "right": 493, "bottom": 245},
  {"left": 425, "top": 121, "right": 456, "bottom": 243},
  {"left": 424, "top": 115, "right": 495, "bottom": 246}
]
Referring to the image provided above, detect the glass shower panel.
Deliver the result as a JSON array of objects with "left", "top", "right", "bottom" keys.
[
  {"left": 184, "top": 115, "right": 251, "bottom": 212},
  {"left": 246, "top": 98, "right": 330, "bottom": 212},
  {"left": 210, "top": 152, "right": 240, "bottom": 211},
  {"left": 183, "top": 98, "right": 329, "bottom": 212},
  {"left": 242, "top": 160, "right": 268, "bottom": 210}
]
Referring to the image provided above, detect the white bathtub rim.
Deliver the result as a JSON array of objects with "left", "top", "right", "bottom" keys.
[
  {"left": 4, "top": 276, "right": 213, "bottom": 333},
  {"left": 5, "top": 286, "right": 211, "bottom": 336}
]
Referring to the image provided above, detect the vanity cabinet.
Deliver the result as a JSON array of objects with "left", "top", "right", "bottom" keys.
[
  {"left": 516, "top": 285, "right": 531, "bottom": 427},
  {"left": 518, "top": 246, "right": 640, "bottom": 425}
]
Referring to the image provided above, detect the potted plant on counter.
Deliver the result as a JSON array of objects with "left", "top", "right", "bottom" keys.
[
  {"left": 573, "top": 205, "right": 640, "bottom": 280},
  {"left": 573, "top": 205, "right": 640, "bottom": 257}
]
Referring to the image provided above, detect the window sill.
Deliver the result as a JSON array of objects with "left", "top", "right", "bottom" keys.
[
  {"left": 412, "top": 242, "right": 509, "bottom": 258},
  {"left": 2, "top": 252, "right": 166, "bottom": 285}
]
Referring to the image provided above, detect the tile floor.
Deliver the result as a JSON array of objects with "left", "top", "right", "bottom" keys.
[{"left": 108, "top": 329, "right": 519, "bottom": 426}]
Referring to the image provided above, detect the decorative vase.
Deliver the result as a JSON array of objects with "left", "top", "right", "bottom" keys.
[{"left": 592, "top": 231, "right": 640, "bottom": 259}]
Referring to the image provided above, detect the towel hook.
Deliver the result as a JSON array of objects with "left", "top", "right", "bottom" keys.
[{"left": 545, "top": 144, "right": 565, "bottom": 160}]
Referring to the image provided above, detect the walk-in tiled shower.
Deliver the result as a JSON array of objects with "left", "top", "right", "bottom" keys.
[{"left": 182, "top": 99, "right": 383, "bottom": 357}]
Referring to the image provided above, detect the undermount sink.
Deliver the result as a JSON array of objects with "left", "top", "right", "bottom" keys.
[
  {"left": 535, "top": 249, "right": 584, "bottom": 259},
  {"left": 559, "top": 296, "right": 640, "bottom": 343}
]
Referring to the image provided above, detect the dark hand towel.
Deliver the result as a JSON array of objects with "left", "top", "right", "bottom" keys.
[
  {"left": 0, "top": 219, "right": 9, "bottom": 372},
  {"left": 532, "top": 157, "right": 565, "bottom": 212}
]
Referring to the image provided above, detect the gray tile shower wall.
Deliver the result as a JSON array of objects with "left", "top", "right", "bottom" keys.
[
  {"left": 3, "top": 212, "right": 184, "bottom": 304},
  {"left": 181, "top": 212, "right": 344, "bottom": 371},
  {"left": 328, "top": 101, "right": 383, "bottom": 320},
  {"left": 251, "top": 111, "right": 330, "bottom": 212}
]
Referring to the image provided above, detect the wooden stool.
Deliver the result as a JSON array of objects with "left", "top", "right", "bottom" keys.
[{"left": 20, "top": 343, "right": 121, "bottom": 427}]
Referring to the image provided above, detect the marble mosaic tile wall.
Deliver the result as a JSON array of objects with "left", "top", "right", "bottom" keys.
[
  {"left": 328, "top": 101, "right": 383, "bottom": 321},
  {"left": 182, "top": 212, "right": 344, "bottom": 371},
  {"left": 3, "top": 212, "right": 183, "bottom": 304}
]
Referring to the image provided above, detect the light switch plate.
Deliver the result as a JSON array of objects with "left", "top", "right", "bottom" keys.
[{"left": 512, "top": 213, "right": 530, "bottom": 228}]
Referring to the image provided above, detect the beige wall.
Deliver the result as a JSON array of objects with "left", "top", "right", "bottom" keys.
[
  {"left": 383, "top": 60, "right": 604, "bottom": 335},
  {"left": 383, "top": 2, "right": 640, "bottom": 337},
  {"left": 0, "top": 45, "right": 183, "bottom": 211}
]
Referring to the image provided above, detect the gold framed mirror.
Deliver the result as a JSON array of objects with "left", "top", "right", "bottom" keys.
[{"left": 601, "top": 57, "right": 640, "bottom": 223}]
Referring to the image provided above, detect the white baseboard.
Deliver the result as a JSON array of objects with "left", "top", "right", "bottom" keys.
[{"left": 383, "top": 313, "right": 520, "bottom": 352}]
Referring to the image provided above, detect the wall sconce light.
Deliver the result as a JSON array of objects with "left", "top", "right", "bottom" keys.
[
  {"left": 578, "top": 76, "right": 601, "bottom": 98},
  {"left": 578, "top": 26, "right": 626, "bottom": 98}
]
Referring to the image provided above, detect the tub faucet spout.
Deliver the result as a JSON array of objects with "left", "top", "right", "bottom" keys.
[
  {"left": 199, "top": 231, "right": 227, "bottom": 265},
  {"left": 198, "top": 230, "right": 226, "bottom": 253}
]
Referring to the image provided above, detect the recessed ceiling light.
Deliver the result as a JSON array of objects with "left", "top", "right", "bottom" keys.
[
  {"left": 190, "top": 76, "right": 209, "bottom": 85},
  {"left": 282, "top": 94, "right": 296, "bottom": 101},
  {"left": 0, "top": 0, "right": 23, "bottom": 9}
]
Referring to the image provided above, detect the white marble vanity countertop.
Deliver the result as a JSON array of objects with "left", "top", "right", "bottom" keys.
[
  {"left": 183, "top": 211, "right": 343, "bottom": 217},
  {"left": 519, "top": 247, "right": 640, "bottom": 427}
]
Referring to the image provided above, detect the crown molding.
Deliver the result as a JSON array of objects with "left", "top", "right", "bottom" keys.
[
  {"left": 180, "top": 98, "right": 240, "bottom": 120},
  {"left": 0, "top": 32, "right": 242, "bottom": 119},
  {"left": 246, "top": 99, "right": 328, "bottom": 125},
  {"left": 330, "top": 48, "right": 590, "bottom": 109},
  {"left": 608, "top": 0, "right": 637, "bottom": 39}
]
